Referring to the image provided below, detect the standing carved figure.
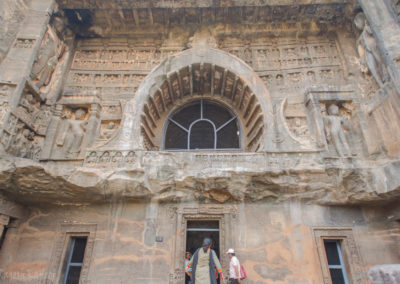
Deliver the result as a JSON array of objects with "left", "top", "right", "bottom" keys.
[
  {"left": 30, "top": 24, "right": 64, "bottom": 89},
  {"left": 56, "top": 108, "right": 88, "bottom": 158},
  {"left": 354, "top": 12, "right": 388, "bottom": 88},
  {"left": 324, "top": 104, "right": 352, "bottom": 157}
]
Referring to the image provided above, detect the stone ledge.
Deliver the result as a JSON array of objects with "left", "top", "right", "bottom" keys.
[{"left": 0, "top": 150, "right": 399, "bottom": 206}]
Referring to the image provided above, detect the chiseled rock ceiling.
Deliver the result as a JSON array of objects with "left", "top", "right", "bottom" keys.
[{"left": 56, "top": 0, "right": 355, "bottom": 37}]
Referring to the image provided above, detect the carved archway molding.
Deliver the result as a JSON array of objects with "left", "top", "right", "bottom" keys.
[{"left": 105, "top": 47, "right": 274, "bottom": 151}]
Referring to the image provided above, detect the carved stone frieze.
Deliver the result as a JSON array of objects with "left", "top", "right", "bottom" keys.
[
  {"left": 13, "top": 38, "right": 36, "bottom": 49},
  {"left": 66, "top": 44, "right": 157, "bottom": 99},
  {"left": 84, "top": 150, "right": 136, "bottom": 167},
  {"left": 83, "top": 150, "right": 325, "bottom": 173},
  {"left": 66, "top": 71, "right": 146, "bottom": 97},
  {"left": 222, "top": 39, "right": 342, "bottom": 72},
  {"left": 71, "top": 48, "right": 161, "bottom": 71},
  {"left": 368, "top": 265, "right": 400, "bottom": 284}
]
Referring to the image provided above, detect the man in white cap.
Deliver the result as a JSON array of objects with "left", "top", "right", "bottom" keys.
[{"left": 226, "top": 248, "right": 241, "bottom": 284}]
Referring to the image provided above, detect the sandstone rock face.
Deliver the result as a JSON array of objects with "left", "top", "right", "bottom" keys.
[
  {"left": 0, "top": 152, "right": 399, "bottom": 206},
  {"left": 0, "top": 0, "right": 30, "bottom": 63},
  {"left": 0, "top": 0, "right": 400, "bottom": 283}
]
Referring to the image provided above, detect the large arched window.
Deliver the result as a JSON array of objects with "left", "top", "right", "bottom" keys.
[{"left": 164, "top": 99, "right": 241, "bottom": 150}]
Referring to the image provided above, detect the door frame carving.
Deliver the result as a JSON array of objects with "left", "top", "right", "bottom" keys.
[{"left": 168, "top": 205, "right": 238, "bottom": 284}]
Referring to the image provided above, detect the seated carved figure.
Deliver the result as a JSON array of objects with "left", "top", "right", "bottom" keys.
[
  {"left": 100, "top": 122, "right": 117, "bottom": 140},
  {"left": 324, "top": 104, "right": 352, "bottom": 157}
]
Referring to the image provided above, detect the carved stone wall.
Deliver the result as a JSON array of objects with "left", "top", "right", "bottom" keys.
[
  {"left": 0, "top": 0, "right": 30, "bottom": 63},
  {"left": 0, "top": 1, "right": 400, "bottom": 283}
]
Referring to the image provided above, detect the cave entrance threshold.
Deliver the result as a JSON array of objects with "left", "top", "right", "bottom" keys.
[{"left": 186, "top": 220, "right": 221, "bottom": 283}]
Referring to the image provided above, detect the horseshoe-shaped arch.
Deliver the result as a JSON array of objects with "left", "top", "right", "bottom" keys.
[{"left": 108, "top": 47, "right": 274, "bottom": 151}]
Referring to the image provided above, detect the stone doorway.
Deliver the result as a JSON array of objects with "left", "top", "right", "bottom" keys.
[
  {"left": 169, "top": 205, "right": 237, "bottom": 284},
  {"left": 186, "top": 220, "right": 221, "bottom": 283},
  {"left": 186, "top": 220, "right": 220, "bottom": 257}
]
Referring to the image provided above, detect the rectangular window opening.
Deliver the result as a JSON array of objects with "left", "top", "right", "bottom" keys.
[
  {"left": 63, "top": 236, "right": 88, "bottom": 284},
  {"left": 323, "top": 240, "right": 349, "bottom": 284}
]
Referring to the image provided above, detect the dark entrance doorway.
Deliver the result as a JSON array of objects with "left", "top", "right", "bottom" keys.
[{"left": 186, "top": 220, "right": 220, "bottom": 283}]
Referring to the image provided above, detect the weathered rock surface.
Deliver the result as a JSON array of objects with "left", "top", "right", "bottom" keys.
[
  {"left": 0, "top": 0, "right": 30, "bottom": 63},
  {"left": 1, "top": 151, "right": 399, "bottom": 206}
]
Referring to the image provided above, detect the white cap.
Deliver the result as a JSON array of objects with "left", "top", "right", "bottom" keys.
[{"left": 226, "top": 248, "right": 235, "bottom": 254}]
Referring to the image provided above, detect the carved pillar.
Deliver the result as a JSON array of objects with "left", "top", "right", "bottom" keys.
[
  {"left": 0, "top": 214, "right": 10, "bottom": 237},
  {"left": 79, "top": 103, "right": 101, "bottom": 158},
  {"left": 40, "top": 104, "right": 62, "bottom": 159},
  {"left": 305, "top": 93, "right": 327, "bottom": 150},
  {"left": 353, "top": 107, "right": 381, "bottom": 155},
  {"left": 358, "top": 0, "right": 400, "bottom": 95},
  {"left": 144, "top": 200, "right": 159, "bottom": 247}
]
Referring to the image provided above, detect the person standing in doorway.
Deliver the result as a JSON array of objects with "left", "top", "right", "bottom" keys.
[
  {"left": 226, "top": 248, "right": 241, "bottom": 284},
  {"left": 185, "top": 252, "right": 192, "bottom": 284},
  {"left": 186, "top": 238, "right": 225, "bottom": 284}
]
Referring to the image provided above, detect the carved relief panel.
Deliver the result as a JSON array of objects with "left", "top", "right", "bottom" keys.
[
  {"left": 0, "top": 82, "right": 48, "bottom": 161},
  {"left": 220, "top": 38, "right": 345, "bottom": 94},
  {"left": 65, "top": 39, "right": 182, "bottom": 100},
  {"left": 305, "top": 89, "right": 365, "bottom": 158},
  {"left": 41, "top": 94, "right": 101, "bottom": 160},
  {"left": 92, "top": 101, "right": 122, "bottom": 146},
  {"left": 30, "top": 16, "right": 72, "bottom": 95}
]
